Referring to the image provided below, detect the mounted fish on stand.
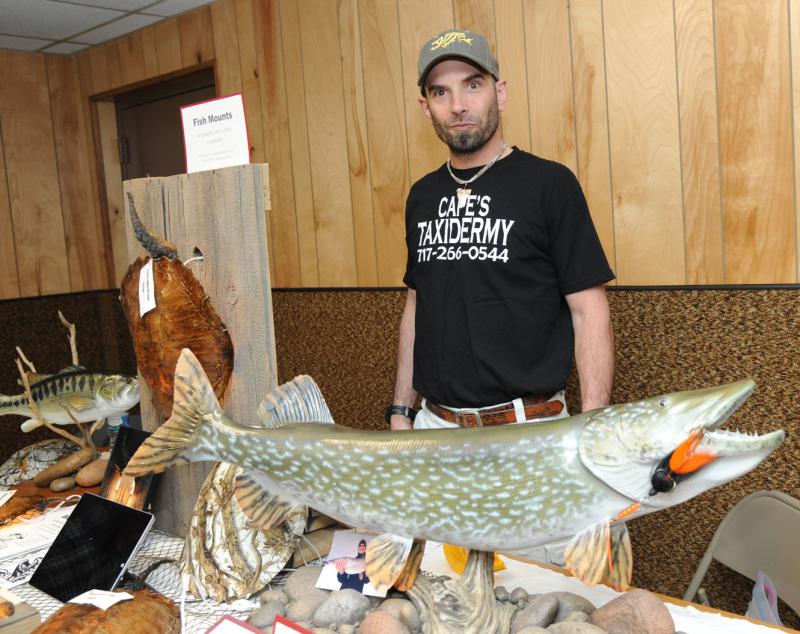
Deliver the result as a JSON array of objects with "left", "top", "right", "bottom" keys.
[
  {"left": 0, "top": 312, "right": 139, "bottom": 490},
  {"left": 125, "top": 349, "right": 785, "bottom": 634},
  {"left": 119, "top": 194, "right": 304, "bottom": 601}
]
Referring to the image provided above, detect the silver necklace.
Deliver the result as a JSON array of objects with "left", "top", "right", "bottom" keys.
[{"left": 446, "top": 143, "right": 508, "bottom": 204}]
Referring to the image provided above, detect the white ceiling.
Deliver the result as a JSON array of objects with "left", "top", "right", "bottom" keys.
[{"left": 0, "top": 0, "right": 216, "bottom": 55}]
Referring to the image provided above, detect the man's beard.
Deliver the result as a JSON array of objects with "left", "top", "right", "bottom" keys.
[{"left": 431, "top": 96, "right": 500, "bottom": 155}]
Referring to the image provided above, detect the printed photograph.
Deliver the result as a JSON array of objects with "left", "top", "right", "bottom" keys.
[{"left": 314, "top": 529, "right": 386, "bottom": 598}]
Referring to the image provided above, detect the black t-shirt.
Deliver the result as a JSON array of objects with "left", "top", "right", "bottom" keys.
[{"left": 403, "top": 147, "right": 614, "bottom": 408}]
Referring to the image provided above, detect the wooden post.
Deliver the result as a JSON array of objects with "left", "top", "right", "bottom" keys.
[{"left": 122, "top": 164, "right": 274, "bottom": 535}]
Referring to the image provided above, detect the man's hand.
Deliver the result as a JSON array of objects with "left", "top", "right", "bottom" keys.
[{"left": 390, "top": 414, "right": 413, "bottom": 431}]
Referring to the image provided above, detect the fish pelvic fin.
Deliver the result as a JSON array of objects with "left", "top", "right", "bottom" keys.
[
  {"left": 257, "top": 375, "right": 333, "bottom": 428},
  {"left": 564, "top": 520, "right": 632, "bottom": 592},
  {"left": 393, "top": 538, "right": 426, "bottom": 592},
  {"left": 124, "top": 348, "right": 219, "bottom": 478},
  {"left": 20, "top": 418, "right": 42, "bottom": 433},
  {"left": 365, "top": 533, "right": 414, "bottom": 592},
  {"left": 234, "top": 470, "right": 307, "bottom": 534}
]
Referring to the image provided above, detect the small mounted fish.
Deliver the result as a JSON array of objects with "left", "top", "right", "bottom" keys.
[
  {"left": 119, "top": 193, "right": 234, "bottom": 419},
  {"left": 0, "top": 366, "right": 139, "bottom": 432}
]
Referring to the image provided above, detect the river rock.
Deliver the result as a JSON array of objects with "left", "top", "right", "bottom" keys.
[
  {"left": 512, "top": 593, "right": 560, "bottom": 631},
  {"left": 548, "top": 622, "right": 608, "bottom": 633},
  {"left": 377, "top": 598, "right": 421, "bottom": 632},
  {"left": 75, "top": 458, "right": 107, "bottom": 486},
  {"left": 357, "top": 611, "right": 410, "bottom": 634},
  {"left": 49, "top": 476, "right": 75, "bottom": 492},
  {"left": 510, "top": 587, "right": 531, "bottom": 604},
  {"left": 260, "top": 589, "right": 289, "bottom": 605},
  {"left": 313, "top": 589, "right": 371, "bottom": 627},
  {"left": 590, "top": 589, "right": 674, "bottom": 634},
  {"left": 248, "top": 600, "right": 285, "bottom": 629},
  {"left": 516, "top": 628, "right": 549, "bottom": 634},
  {"left": 563, "top": 611, "right": 591, "bottom": 623},
  {"left": 285, "top": 566, "right": 326, "bottom": 600},
  {"left": 286, "top": 589, "right": 329, "bottom": 623},
  {"left": 552, "top": 592, "right": 597, "bottom": 621},
  {"left": 495, "top": 586, "right": 510, "bottom": 601}
]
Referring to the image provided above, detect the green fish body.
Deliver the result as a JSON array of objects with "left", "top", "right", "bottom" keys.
[
  {"left": 0, "top": 367, "right": 140, "bottom": 432},
  {"left": 125, "top": 349, "right": 784, "bottom": 589}
]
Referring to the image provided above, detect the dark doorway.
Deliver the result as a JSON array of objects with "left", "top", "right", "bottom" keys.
[{"left": 115, "top": 68, "right": 215, "bottom": 180}]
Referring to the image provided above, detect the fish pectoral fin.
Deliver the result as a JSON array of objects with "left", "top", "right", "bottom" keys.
[
  {"left": 564, "top": 520, "right": 632, "bottom": 591},
  {"left": 365, "top": 533, "right": 414, "bottom": 592},
  {"left": 65, "top": 396, "right": 94, "bottom": 412},
  {"left": 257, "top": 375, "right": 334, "bottom": 429},
  {"left": 234, "top": 470, "right": 306, "bottom": 533},
  {"left": 20, "top": 418, "right": 42, "bottom": 432},
  {"left": 393, "top": 538, "right": 426, "bottom": 591},
  {"left": 600, "top": 522, "right": 632, "bottom": 591}
]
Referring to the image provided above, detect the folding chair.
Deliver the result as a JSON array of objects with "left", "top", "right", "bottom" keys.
[{"left": 684, "top": 490, "right": 800, "bottom": 615}]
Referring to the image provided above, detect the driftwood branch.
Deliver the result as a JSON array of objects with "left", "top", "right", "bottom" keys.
[
  {"left": 14, "top": 347, "right": 36, "bottom": 374},
  {"left": 15, "top": 359, "right": 84, "bottom": 447},
  {"left": 58, "top": 311, "right": 79, "bottom": 366}
]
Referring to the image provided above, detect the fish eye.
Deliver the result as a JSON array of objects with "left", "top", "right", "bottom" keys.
[{"left": 658, "top": 398, "right": 668, "bottom": 407}]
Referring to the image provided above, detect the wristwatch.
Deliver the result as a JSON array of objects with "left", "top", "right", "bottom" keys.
[{"left": 385, "top": 405, "right": 418, "bottom": 424}]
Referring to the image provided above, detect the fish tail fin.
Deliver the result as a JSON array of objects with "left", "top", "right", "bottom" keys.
[
  {"left": 124, "top": 348, "right": 220, "bottom": 477},
  {"left": 564, "top": 520, "right": 632, "bottom": 591}
]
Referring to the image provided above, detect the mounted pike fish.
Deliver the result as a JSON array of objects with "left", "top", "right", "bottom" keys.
[
  {"left": 125, "top": 349, "right": 784, "bottom": 591},
  {"left": 119, "top": 193, "right": 233, "bottom": 419},
  {"left": 0, "top": 366, "right": 139, "bottom": 432}
]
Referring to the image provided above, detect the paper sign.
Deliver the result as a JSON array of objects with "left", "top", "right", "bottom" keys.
[
  {"left": 180, "top": 93, "right": 250, "bottom": 173},
  {"left": 138, "top": 258, "right": 156, "bottom": 317},
  {"left": 69, "top": 590, "right": 133, "bottom": 610},
  {"left": 273, "top": 615, "right": 314, "bottom": 634},
  {"left": 206, "top": 616, "right": 264, "bottom": 633}
]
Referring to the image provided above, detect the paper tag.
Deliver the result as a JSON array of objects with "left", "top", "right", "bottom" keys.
[
  {"left": 138, "top": 259, "right": 156, "bottom": 317},
  {"left": 273, "top": 615, "right": 314, "bottom": 634},
  {"left": 69, "top": 590, "right": 133, "bottom": 610}
]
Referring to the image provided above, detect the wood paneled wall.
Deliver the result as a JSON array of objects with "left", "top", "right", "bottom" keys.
[{"left": 3, "top": 0, "right": 800, "bottom": 296}]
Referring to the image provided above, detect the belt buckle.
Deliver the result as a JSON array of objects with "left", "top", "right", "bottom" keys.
[{"left": 458, "top": 409, "right": 482, "bottom": 428}]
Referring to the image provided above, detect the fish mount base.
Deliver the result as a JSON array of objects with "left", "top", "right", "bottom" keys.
[{"left": 406, "top": 549, "right": 516, "bottom": 634}]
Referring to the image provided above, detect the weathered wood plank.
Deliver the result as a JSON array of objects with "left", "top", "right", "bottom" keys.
[
  {"left": 178, "top": 6, "right": 215, "bottom": 67},
  {"left": 211, "top": 0, "right": 243, "bottom": 97},
  {"left": 675, "top": 0, "right": 724, "bottom": 284},
  {"left": 154, "top": 18, "right": 183, "bottom": 76},
  {"left": 123, "top": 164, "right": 274, "bottom": 535},
  {"left": 604, "top": 0, "right": 685, "bottom": 285},
  {"left": 569, "top": 0, "right": 616, "bottom": 275},
  {"left": 360, "top": 0, "right": 408, "bottom": 286},
  {"left": 47, "top": 54, "right": 110, "bottom": 291}
]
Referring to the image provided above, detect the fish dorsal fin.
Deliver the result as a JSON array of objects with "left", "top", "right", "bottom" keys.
[
  {"left": 365, "top": 533, "right": 414, "bottom": 592},
  {"left": 124, "top": 348, "right": 219, "bottom": 478},
  {"left": 564, "top": 520, "right": 632, "bottom": 591},
  {"left": 234, "top": 470, "right": 306, "bottom": 534},
  {"left": 22, "top": 365, "right": 88, "bottom": 387},
  {"left": 62, "top": 364, "right": 86, "bottom": 373},
  {"left": 256, "top": 375, "right": 333, "bottom": 429},
  {"left": 17, "top": 372, "right": 51, "bottom": 386}
]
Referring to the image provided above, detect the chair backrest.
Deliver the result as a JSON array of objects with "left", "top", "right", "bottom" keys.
[{"left": 685, "top": 491, "right": 800, "bottom": 615}]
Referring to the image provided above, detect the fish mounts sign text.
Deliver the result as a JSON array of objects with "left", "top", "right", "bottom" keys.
[{"left": 180, "top": 93, "right": 250, "bottom": 174}]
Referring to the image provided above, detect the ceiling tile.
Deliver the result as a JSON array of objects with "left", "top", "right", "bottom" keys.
[
  {"left": 145, "top": 0, "right": 215, "bottom": 18},
  {"left": 42, "top": 41, "right": 89, "bottom": 55},
  {"left": 64, "top": 0, "right": 156, "bottom": 9},
  {"left": 71, "top": 12, "right": 162, "bottom": 44},
  {"left": 0, "top": 0, "right": 125, "bottom": 40},
  {"left": 0, "top": 33, "right": 52, "bottom": 51}
]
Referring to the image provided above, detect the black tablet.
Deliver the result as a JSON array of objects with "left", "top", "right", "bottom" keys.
[{"left": 28, "top": 493, "right": 154, "bottom": 602}]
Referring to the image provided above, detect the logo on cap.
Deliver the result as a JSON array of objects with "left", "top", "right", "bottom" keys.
[{"left": 430, "top": 31, "right": 473, "bottom": 51}]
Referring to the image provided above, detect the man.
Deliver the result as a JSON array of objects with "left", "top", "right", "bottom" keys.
[
  {"left": 335, "top": 539, "right": 369, "bottom": 593},
  {"left": 387, "top": 29, "right": 614, "bottom": 433}
]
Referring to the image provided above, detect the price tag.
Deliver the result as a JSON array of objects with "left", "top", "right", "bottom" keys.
[
  {"left": 138, "top": 259, "right": 156, "bottom": 317},
  {"left": 69, "top": 590, "right": 133, "bottom": 610}
]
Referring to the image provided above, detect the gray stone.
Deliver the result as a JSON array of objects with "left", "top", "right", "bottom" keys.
[
  {"left": 495, "top": 585, "right": 510, "bottom": 601},
  {"left": 259, "top": 589, "right": 289, "bottom": 605},
  {"left": 338, "top": 625, "right": 355, "bottom": 634},
  {"left": 357, "top": 611, "right": 410, "bottom": 634},
  {"left": 247, "top": 600, "right": 285, "bottom": 629},
  {"left": 564, "top": 611, "right": 590, "bottom": 623},
  {"left": 312, "top": 629, "right": 337, "bottom": 634},
  {"left": 285, "top": 565, "right": 327, "bottom": 600},
  {"left": 512, "top": 593, "right": 559, "bottom": 631},
  {"left": 378, "top": 598, "right": 421, "bottom": 633},
  {"left": 510, "top": 587, "right": 531, "bottom": 604},
  {"left": 590, "top": 589, "right": 674, "bottom": 634},
  {"left": 516, "top": 628, "right": 549, "bottom": 634},
  {"left": 547, "top": 623, "right": 607, "bottom": 633},
  {"left": 551, "top": 592, "right": 597, "bottom": 622},
  {"left": 313, "top": 589, "right": 372, "bottom": 627},
  {"left": 286, "top": 588, "right": 330, "bottom": 622}
]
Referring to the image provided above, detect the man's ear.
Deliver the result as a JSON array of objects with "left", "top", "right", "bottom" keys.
[
  {"left": 418, "top": 94, "right": 433, "bottom": 123},
  {"left": 495, "top": 79, "right": 508, "bottom": 113}
]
